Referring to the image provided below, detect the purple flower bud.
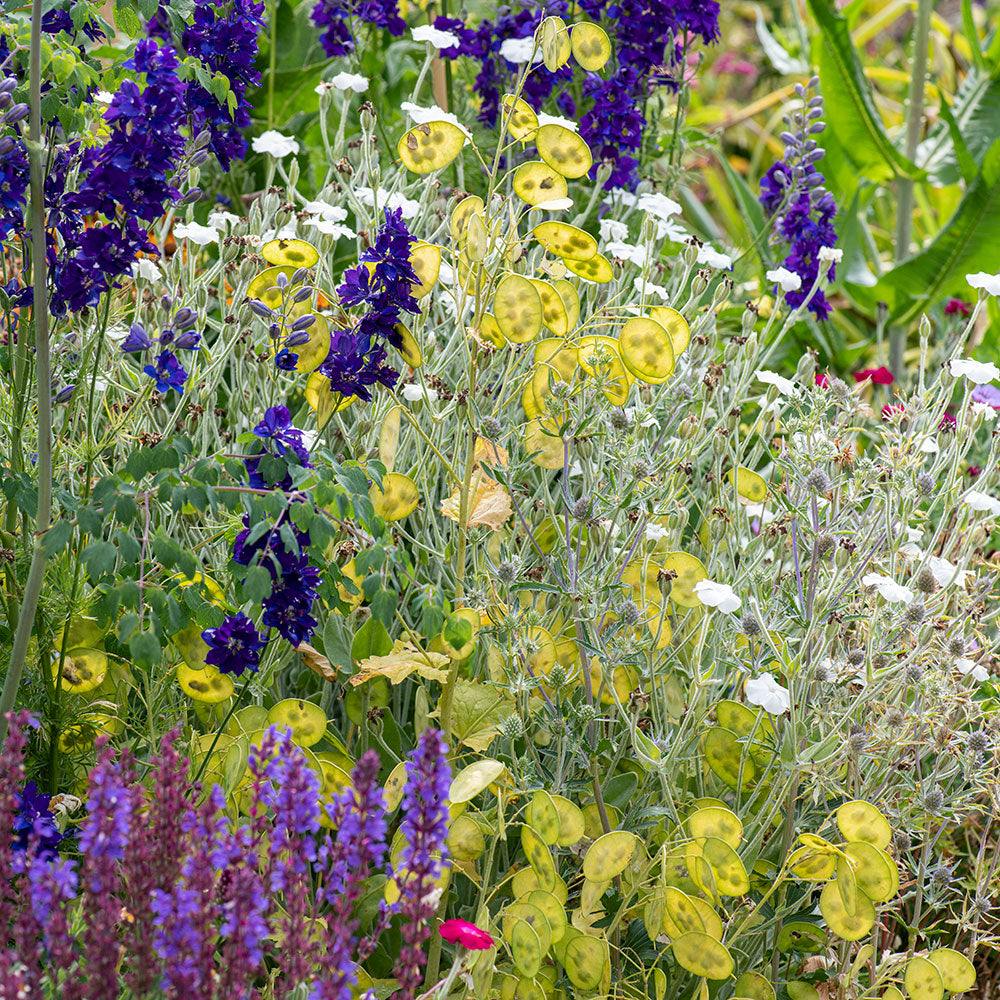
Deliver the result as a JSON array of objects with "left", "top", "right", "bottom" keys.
[
  {"left": 159, "top": 327, "right": 175, "bottom": 346},
  {"left": 121, "top": 323, "right": 154, "bottom": 353},
  {"left": 54, "top": 384, "right": 75, "bottom": 403},
  {"left": 3, "top": 104, "right": 29, "bottom": 125},
  {"left": 174, "top": 331, "right": 201, "bottom": 350},
  {"left": 0, "top": 93, "right": 12, "bottom": 110},
  {"left": 291, "top": 284, "right": 313, "bottom": 302},
  {"left": 285, "top": 329, "right": 310, "bottom": 348},
  {"left": 276, "top": 272, "right": 288, "bottom": 289},
  {"left": 173, "top": 307, "right": 197, "bottom": 329},
  {"left": 779, "top": 131, "right": 799, "bottom": 148},
  {"left": 0, "top": 77, "right": 16, "bottom": 95},
  {"left": 0, "top": 136, "right": 14, "bottom": 158},
  {"left": 291, "top": 267, "right": 311, "bottom": 285},
  {"left": 290, "top": 314, "right": 315, "bottom": 332},
  {"left": 192, "top": 129, "right": 212, "bottom": 149},
  {"left": 249, "top": 299, "right": 274, "bottom": 318},
  {"left": 809, "top": 122, "right": 827, "bottom": 134},
  {"left": 189, "top": 149, "right": 210, "bottom": 166},
  {"left": 179, "top": 187, "right": 202, "bottom": 205}
]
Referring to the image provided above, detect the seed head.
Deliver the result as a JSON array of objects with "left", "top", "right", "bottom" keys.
[
  {"left": 924, "top": 787, "right": 945, "bottom": 813},
  {"left": 916, "top": 472, "right": 935, "bottom": 495},
  {"left": 904, "top": 602, "right": 926, "bottom": 626},
  {"left": 847, "top": 731, "right": 868, "bottom": 754},
  {"left": 847, "top": 648, "right": 865, "bottom": 666},
  {"left": 948, "top": 636, "right": 966, "bottom": 657},
  {"left": 482, "top": 415, "right": 504, "bottom": 439},
  {"left": 914, "top": 568, "right": 938, "bottom": 594},
  {"left": 740, "top": 613, "right": 761, "bottom": 638},
  {"left": 619, "top": 599, "right": 641, "bottom": 625},
  {"left": 905, "top": 662, "right": 924, "bottom": 685},
  {"left": 804, "top": 467, "right": 832, "bottom": 494}
]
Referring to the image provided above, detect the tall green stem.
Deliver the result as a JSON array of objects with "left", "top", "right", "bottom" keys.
[
  {"left": 1, "top": 0, "right": 53, "bottom": 743},
  {"left": 889, "top": 0, "right": 932, "bottom": 376}
]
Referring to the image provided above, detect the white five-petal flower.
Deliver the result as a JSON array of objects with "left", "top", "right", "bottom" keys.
[
  {"left": 402, "top": 384, "right": 438, "bottom": 403},
  {"left": 131, "top": 259, "right": 162, "bottom": 281},
  {"left": 861, "top": 573, "right": 914, "bottom": 604},
  {"left": 252, "top": 130, "right": 300, "bottom": 157},
  {"left": 818, "top": 246, "right": 843, "bottom": 263},
  {"left": 696, "top": 246, "right": 733, "bottom": 269},
  {"left": 173, "top": 221, "right": 220, "bottom": 245},
  {"left": 967, "top": 271, "right": 1000, "bottom": 296},
  {"left": 756, "top": 370, "right": 796, "bottom": 396},
  {"left": 645, "top": 522, "right": 669, "bottom": 543},
  {"left": 694, "top": 579, "right": 742, "bottom": 614},
  {"left": 499, "top": 37, "right": 540, "bottom": 64},
  {"left": 745, "top": 673, "right": 790, "bottom": 715},
  {"left": 412, "top": 24, "right": 459, "bottom": 48},
  {"left": 963, "top": 489, "right": 1000, "bottom": 516},
  {"left": 949, "top": 357, "right": 1000, "bottom": 385},
  {"left": 766, "top": 267, "right": 802, "bottom": 293}
]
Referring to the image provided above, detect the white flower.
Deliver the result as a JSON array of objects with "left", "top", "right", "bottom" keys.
[
  {"left": 322, "top": 72, "right": 370, "bottom": 94},
  {"left": 304, "top": 218, "right": 356, "bottom": 239},
  {"left": 861, "top": 573, "right": 914, "bottom": 604},
  {"left": 927, "top": 555, "right": 970, "bottom": 588},
  {"left": 636, "top": 192, "right": 682, "bottom": 221},
  {"left": 693, "top": 579, "right": 742, "bottom": 614},
  {"left": 745, "top": 673, "right": 790, "bottom": 715},
  {"left": 173, "top": 221, "right": 220, "bottom": 245},
  {"left": 919, "top": 437, "right": 939, "bottom": 454},
  {"left": 766, "top": 267, "right": 802, "bottom": 293},
  {"left": 645, "top": 522, "right": 669, "bottom": 543},
  {"left": 957, "top": 657, "right": 989, "bottom": 683},
  {"left": 303, "top": 200, "right": 348, "bottom": 222},
  {"left": 756, "top": 370, "right": 796, "bottom": 396},
  {"left": 252, "top": 130, "right": 300, "bottom": 158},
  {"left": 605, "top": 242, "right": 647, "bottom": 268},
  {"left": 950, "top": 357, "right": 1000, "bottom": 384},
  {"left": 534, "top": 197, "right": 574, "bottom": 211},
  {"left": 963, "top": 489, "right": 1000, "bottom": 516},
  {"left": 607, "top": 189, "right": 637, "bottom": 209},
  {"left": 600, "top": 219, "right": 629, "bottom": 242},
  {"left": 400, "top": 102, "right": 473, "bottom": 142},
  {"left": 354, "top": 187, "right": 421, "bottom": 220},
  {"left": 93, "top": 90, "right": 114, "bottom": 104},
  {"left": 696, "top": 246, "right": 733, "bottom": 269},
  {"left": 412, "top": 24, "right": 459, "bottom": 48},
  {"left": 402, "top": 383, "right": 438, "bottom": 403},
  {"left": 818, "top": 246, "right": 843, "bottom": 263},
  {"left": 633, "top": 276, "right": 669, "bottom": 301},
  {"left": 536, "top": 112, "right": 578, "bottom": 132},
  {"left": 972, "top": 402, "right": 999, "bottom": 422},
  {"left": 967, "top": 271, "right": 1000, "bottom": 296},
  {"left": 207, "top": 210, "right": 241, "bottom": 230},
  {"left": 657, "top": 219, "right": 688, "bottom": 242},
  {"left": 499, "top": 37, "right": 540, "bottom": 63},
  {"left": 131, "top": 258, "right": 162, "bottom": 281}
]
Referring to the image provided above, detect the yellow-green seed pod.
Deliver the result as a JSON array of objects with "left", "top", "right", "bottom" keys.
[
  {"left": 261, "top": 237, "right": 319, "bottom": 269},
  {"left": 514, "top": 161, "right": 568, "bottom": 207},
  {"left": 494, "top": 273, "right": 543, "bottom": 344},
  {"left": 904, "top": 956, "right": 944, "bottom": 1000},
  {"left": 536, "top": 124, "right": 592, "bottom": 179},
  {"left": 582, "top": 830, "right": 637, "bottom": 881},
  {"left": 671, "top": 932, "right": 734, "bottom": 980},
  {"left": 398, "top": 120, "right": 466, "bottom": 174},
  {"left": 619, "top": 316, "right": 675, "bottom": 384},
  {"left": 564, "top": 252, "right": 613, "bottom": 283},
  {"left": 532, "top": 221, "right": 598, "bottom": 261},
  {"left": 267, "top": 699, "right": 327, "bottom": 747}
]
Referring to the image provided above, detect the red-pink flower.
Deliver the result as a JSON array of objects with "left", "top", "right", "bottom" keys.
[
  {"left": 945, "top": 298, "right": 971, "bottom": 317},
  {"left": 814, "top": 372, "right": 830, "bottom": 388},
  {"left": 438, "top": 919, "right": 494, "bottom": 950},
  {"left": 881, "top": 403, "right": 906, "bottom": 420},
  {"left": 854, "top": 366, "right": 894, "bottom": 386}
]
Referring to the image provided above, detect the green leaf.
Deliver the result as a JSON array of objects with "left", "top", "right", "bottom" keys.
[
  {"left": 433, "top": 680, "right": 514, "bottom": 753},
  {"left": 755, "top": 7, "right": 807, "bottom": 75},
  {"left": 241, "top": 564, "right": 274, "bottom": 604},
  {"left": 807, "top": 0, "right": 922, "bottom": 181},
  {"left": 42, "top": 520, "right": 74, "bottom": 556},
  {"left": 867, "top": 141, "right": 1000, "bottom": 324},
  {"left": 113, "top": 1, "right": 142, "bottom": 37},
  {"left": 917, "top": 67, "right": 1000, "bottom": 185},
  {"left": 129, "top": 630, "right": 161, "bottom": 669},
  {"left": 351, "top": 617, "right": 393, "bottom": 662},
  {"left": 443, "top": 615, "right": 473, "bottom": 651}
]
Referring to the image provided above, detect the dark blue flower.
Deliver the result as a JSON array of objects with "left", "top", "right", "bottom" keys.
[
  {"left": 13, "top": 781, "right": 64, "bottom": 861},
  {"left": 202, "top": 612, "right": 267, "bottom": 676},
  {"left": 143, "top": 350, "right": 188, "bottom": 394},
  {"left": 121, "top": 323, "right": 154, "bottom": 353}
]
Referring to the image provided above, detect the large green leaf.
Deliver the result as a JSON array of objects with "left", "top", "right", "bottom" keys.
[
  {"left": 867, "top": 141, "right": 1000, "bottom": 323},
  {"left": 917, "top": 68, "right": 1000, "bottom": 185},
  {"left": 807, "top": 0, "right": 922, "bottom": 181}
]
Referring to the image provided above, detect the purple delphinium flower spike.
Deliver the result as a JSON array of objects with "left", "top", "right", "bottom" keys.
[
  {"left": 26, "top": 852, "right": 79, "bottom": 989},
  {"left": 0, "top": 711, "right": 32, "bottom": 930},
  {"left": 390, "top": 729, "right": 452, "bottom": 1000}
]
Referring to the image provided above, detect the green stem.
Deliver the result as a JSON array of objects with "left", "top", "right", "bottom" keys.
[
  {"left": 1, "top": 0, "right": 53, "bottom": 744},
  {"left": 190, "top": 673, "right": 255, "bottom": 788},
  {"left": 889, "top": 0, "right": 931, "bottom": 375}
]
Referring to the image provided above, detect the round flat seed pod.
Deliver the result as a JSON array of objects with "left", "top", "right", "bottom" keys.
[
  {"left": 819, "top": 879, "right": 875, "bottom": 940},
  {"left": 662, "top": 551, "right": 708, "bottom": 607},
  {"left": 571, "top": 21, "right": 611, "bottom": 70},
  {"left": 927, "top": 948, "right": 976, "bottom": 992},
  {"left": 398, "top": 120, "right": 466, "bottom": 174},
  {"left": 528, "top": 279, "right": 570, "bottom": 336},
  {"left": 776, "top": 921, "right": 826, "bottom": 952},
  {"left": 649, "top": 305, "right": 690, "bottom": 355},
  {"left": 661, "top": 887, "right": 705, "bottom": 937},
  {"left": 562, "top": 934, "right": 605, "bottom": 991},
  {"left": 536, "top": 124, "right": 592, "bottom": 179},
  {"left": 290, "top": 312, "right": 331, "bottom": 374},
  {"left": 502, "top": 94, "right": 539, "bottom": 141},
  {"left": 267, "top": 699, "right": 327, "bottom": 747},
  {"left": 844, "top": 841, "right": 896, "bottom": 902},
  {"left": 688, "top": 836, "right": 749, "bottom": 896},
  {"left": 836, "top": 855, "right": 859, "bottom": 916},
  {"left": 576, "top": 334, "right": 631, "bottom": 405},
  {"left": 526, "top": 890, "right": 567, "bottom": 943},
  {"left": 384, "top": 761, "right": 408, "bottom": 811},
  {"left": 702, "top": 726, "right": 756, "bottom": 788},
  {"left": 621, "top": 559, "right": 661, "bottom": 604},
  {"left": 836, "top": 800, "right": 891, "bottom": 850},
  {"left": 526, "top": 790, "right": 561, "bottom": 845},
  {"left": 715, "top": 699, "right": 775, "bottom": 737},
  {"left": 532, "top": 221, "right": 597, "bottom": 261},
  {"left": 262, "top": 238, "right": 318, "bottom": 269},
  {"left": 671, "top": 932, "right": 733, "bottom": 980},
  {"left": 583, "top": 830, "right": 637, "bottom": 881},
  {"left": 478, "top": 312, "right": 506, "bottom": 347},
  {"left": 54, "top": 647, "right": 107, "bottom": 694},
  {"left": 178, "top": 661, "right": 234, "bottom": 703},
  {"left": 306, "top": 370, "right": 354, "bottom": 428},
  {"left": 392, "top": 323, "right": 422, "bottom": 367},
  {"left": 687, "top": 805, "right": 743, "bottom": 848},
  {"left": 247, "top": 265, "right": 297, "bottom": 308},
  {"left": 514, "top": 161, "right": 568, "bottom": 207},
  {"left": 733, "top": 972, "right": 775, "bottom": 1000},
  {"left": 369, "top": 472, "right": 419, "bottom": 521},
  {"left": 525, "top": 419, "right": 564, "bottom": 469},
  {"left": 787, "top": 984, "right": 820, "bottom": 1000},
  {"left": 788, "top": 845, "right": 838, "bottom": 880},
  {"left": 226, "top": 704, "right": 270, "bottom": 737},
  {"left": 904, "top": 956, "right": 944, "bottom": 1000},
  {"left": 619, "top": 316, "right": 675, "bottom": 384},
  {"left": 494, "top": 274, "right": 543, "bottom": 344},
  {"left": 522, "top": 824, "right": 557, "bottom": 890},
  {"left": 503, "top": 902, "right": 552, "bottom": 956},
  {"left": 450, "top": 195, "right": 485, "bottom": 246},
  {"left": 581, "top": 801, "right": 619, "bottom": 839},
  {"left": 409, "top": 243, "right": 441, "bottom": 298},
  {"left": 565, "top": 252, "right": 613, "bottom": 283},
  {"left": 551, "top": 795, "right": 585, "bottom": 846},
  {"left": 539, "top": 15, "right": 571, "bottom": 70},
  {"left": 728, "top": 466, "right": 768, "bottom": 503},
  {"left": 450, "top": 759, "right": 505, "bottom": 803},
  {"left": 551, "top": 278, "right": 580, "bottom": 328}
]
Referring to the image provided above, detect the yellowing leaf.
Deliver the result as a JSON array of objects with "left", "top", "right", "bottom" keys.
[
  {"left": 474, "top": 437, "right": 509, "bottom": 469},
  {"left": 297, "top": 642, "right": 337, "bottom": 682},
  {"left": 350, "top": 640, "right": 450, "bottom": 687},
  {"left": 440, "top": 471, "right": 512, "bottom": 531},
  {"left": 431, "top": 679, "right": 515, "bottom": 752}
]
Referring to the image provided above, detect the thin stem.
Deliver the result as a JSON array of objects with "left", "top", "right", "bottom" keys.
[{"left": 1, "top": 0, "right": 53, "bottom": 743}]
